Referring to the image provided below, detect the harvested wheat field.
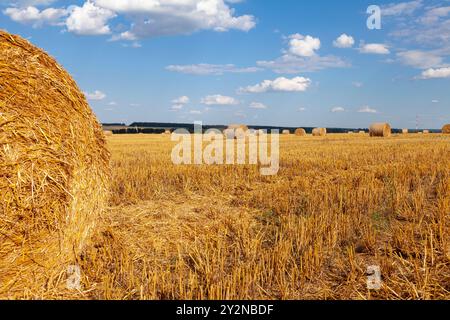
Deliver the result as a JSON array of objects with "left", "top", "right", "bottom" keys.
[{"left": 8, "top": 133, "right": 441, "bottom": 300}]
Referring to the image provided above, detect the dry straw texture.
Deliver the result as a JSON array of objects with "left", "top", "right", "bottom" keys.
[
  {"left": 0, "top": 31, "right": 110, "bottom": 298},
  {"left": 443, "top": 124, "right": 450, "bottom": 134},
  {"left": 295, "top": 128, "right": 306, "bottom": 136},
  {"left": 312, "top": 127, "right": 327, "bottom": 136},
  {"left": 369, "top": 123, "right": 391, "bottom": 137},
  {"left": 226, "top": 124, "right": 248, "bottom": 139}
]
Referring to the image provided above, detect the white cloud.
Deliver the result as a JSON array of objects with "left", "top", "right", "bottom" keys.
[
  {"left": 166, "top": 64, "right": 261, "bottom": 75},
  {"left": 8, "top": 1, "right": 57, "bottom": 6},
  {"left": 358, "top": 106, "right": 378, "bottom": 113},
  {"left": 172, "top": 96, "right": 190, "bottom": 105},
  {"left": 85, "top": 90, "right": 106, "bottom": 100},
  {"left": 257, "top": 54, "right": 348, "bottom": 74},
  {"left": 298, "top": 107, "right": 306, "bottom": 112},
  {"left": 382, "top": 0, "right": 423, "bottom": 16},
  {"left": 420, "top": 5, "right": 450, "bottom": 24},
  {"left": 419, "top": 67, "right": 450, "bottom": 79},
  {"left": 189, "top": 110, "right": 202, "bottom": 115},
  {"left": 171, "top": 96, "right": 189, "bottom": 111},
  {"left": 257, "top": 33, "right": 348, "bottom": 73},
  {"left": 201, "top": 94, "right": 239, "bottom": 105},
  {"left": 333, "top": 34, "right": 354, "bottom": 48},
  {"left": 331, "top": 107, "right": 345, "bottom": 113},
  {"left": 432, "top": 99, "right": 439, "bottom": 103},
  {"left": 288, "top": 34, "right": 321, "bottom": 57},
  {"left": 239, "top": 76, "right": 311, "bottom": 93},
  {"left": 397, "top": 50, "right": 444, "bottom": 69},
  {"left": 66, "top": 1, "right": 116, "bottom": 35},
  {"left": 249, "top": 102, "right": 267, "bottom": 109},
  {"left": 94, "top": 0, "right": 256, "bottom": 39},
  {"left": 359, "top": 43, "right": 390, "bottom": 55},
  {"left": 352, "top": 81, "right": 363, "bottom": 88},
  {"left": 3, "top": 6, "right": 67, "bottom": 27}
]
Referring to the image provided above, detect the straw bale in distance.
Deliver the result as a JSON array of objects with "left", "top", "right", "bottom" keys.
[
  {"left": 282, "top": 130, "right": 290, "bottom": 135},
  {"left": 369, "top": 123, "right": 391, "bottom": 137},
  {"left": 295, "top": 128, "right": 306, "bottom": 136},
  {"left": 104, "top": 130, "right": 113, "bottom": 136},
  {"left": 312, "top": 128, "right": 327, "bottom": 136},
  {"left": 0, "top": 31, "right": 110, "bottom": 296},
  {"left": 442, "top": 124, "right": 450, "bottom": 134},
  {"left": 423, "top": 130, "right": 430, "bottom": 134},
  {"left": 226, "top": 124, "right": 248, "bottom": 139},
  {"left": 402, "top": 129, "right": 408, "bottom": 134}
]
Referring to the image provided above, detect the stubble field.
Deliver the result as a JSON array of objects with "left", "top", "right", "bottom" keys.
[{"left": 77, "top": 133, "right": 449, "bottom": 300}]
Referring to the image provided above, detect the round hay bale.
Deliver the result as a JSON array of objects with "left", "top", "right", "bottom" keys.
[
  {"left": 312, "top": 127, "right": 327, "bottom": 137},
  {"left": 103, "top": 130, "right": 113, "bottom": 136},
  {"left": 402, "top": 129, "right": 408, "bottom": 134},
  {"left": 223, "top": 128, "right": 235, "bottom": 139},
  {"left": 164, "top": 129, "right": 171, "bottom": 135},
  {"left": 0, "top": 31, "right": 110, "bottom": 294},
  {"left": 442, "top": 124, "right": 450, "bottom": 134},
  {"left": 282, "top": 129, "right": 290, "bottom": 135},
  {"left": 226, "top": 124, "right": 248, "bottom": 139},
  {"left": 295, "top": 128, "right": 306, "bottom": 136},
  {"left": 369, "top": 123, "right": 391, "bottom": 137},
  {"left": 423, "top": 130, "right": 430, "bottom": 134}
]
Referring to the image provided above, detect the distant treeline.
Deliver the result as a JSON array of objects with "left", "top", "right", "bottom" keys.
[
  {"left": 105, "top": 122, "right": 437, "bottom": 135},
  {"left": 112, "top": 127, "right": 166, "bottom": 134}
]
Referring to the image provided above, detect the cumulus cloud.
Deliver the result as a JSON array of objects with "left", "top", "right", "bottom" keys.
[
  {"left": 382, "top": 0, "right": 423, "bottom": 16},
  {"left": 239, "top": 76, "right": 311, "bottom": 93},
  {"left": 397, "top": 50, "right": 444, "bottom": 69},
  {"left": 3, "top": 6, "right": 67, "bottom": 27},
  {"left": 249, "top": 102, "right": 267, "bottom": 109},
  {"left": 333, "top": 34, "right": 354, "bottom": 48},
  {"left": 66, "top": 1, "right": 116, "bottom": 35},
  {"left": 166, "top": 63, "right": 261, "bottom": 75},
  {"left": 419, "top": 67, "right": 450, "bottom": 79},
  {"left": 331, "top": 107, "right": 345, "bottom": 112},
  {"left": 358, "top": 106, "right": 378, "bottom": 113},
  {"left": 85, "top": 90, "right": 106, "bottom": 100},
  {"left": 170, "top": 95, "right": 190, "bottom": 111},
  {"left": 3, "top": 0, "right": 255, "bottom": 39},
  {"left": 94, "top": 0, "right": 256, "bottom": 40},
  {"left": 201, "top": 94, "right": 239, "bottom": 105},
  {"left": 256, "top": 33, "right": 348, "bottom": 73},
  {"left": 287, "top": 34, "right": 321, "bottom": 57},
  {"left": 359, "top": 43, "right": 390, "bottom": 55}
]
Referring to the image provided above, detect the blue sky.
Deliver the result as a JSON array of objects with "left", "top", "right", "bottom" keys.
[{"left": 1, "top": 0, "right": 449, "bottom": 128}]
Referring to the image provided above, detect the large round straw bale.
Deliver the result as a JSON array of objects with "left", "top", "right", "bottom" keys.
[
  {"left": 369, "top": 123, "right": 391, "bottom": 137},
  {"left": 423, "top": 130, "right": 430, "bottom": 134},
  {"left": 312, "top": 127, "right": 327, "bottom": 136},
  {"left": 295, "top": 128, "right": 306, "bottom": 136},
  {"left": 282, "top": 129, "right": 290, "bottom": 135},
  {"left": 0, "top": 31, "right": 110, "bottom": 294},
  {"left": 226, "top": 124, "right": 248, "bottom": 139},
  {"left": 402, "top": 128, "right": 408, "bottom": 134},
  {"left": 442, "top": 124, "right": 450, "bottom": 134}
]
